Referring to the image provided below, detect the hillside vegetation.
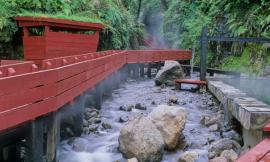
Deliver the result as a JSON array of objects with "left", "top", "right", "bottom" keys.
[{"left": 1, "top": 0, "right": 270, "bottom": 75}]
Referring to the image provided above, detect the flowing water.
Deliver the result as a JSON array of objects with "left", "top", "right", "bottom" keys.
[{"left": 59, "top": 79, "right": 221, "bottom": 162}]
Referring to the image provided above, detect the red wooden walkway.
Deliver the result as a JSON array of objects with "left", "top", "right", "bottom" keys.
[{"left": 0, "top": 50, "right": 191, "bottom": 132}]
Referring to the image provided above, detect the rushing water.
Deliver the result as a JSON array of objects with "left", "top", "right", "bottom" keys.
[{"left": 59, "top": 79, "right": 221, "bottom": 162}]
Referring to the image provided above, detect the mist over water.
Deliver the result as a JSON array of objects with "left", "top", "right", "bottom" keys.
[{"left": 221, "top": 76, "right": 270, "bottom": 105}]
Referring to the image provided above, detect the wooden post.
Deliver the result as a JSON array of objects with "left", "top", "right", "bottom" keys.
[
  {"left": 134, "top": 64, "right": 139, "bottom": 80},
  {"left": 147, "top": 64, "right": 152, "bottom": 78},
  {"left": 25, "top": 118, "right": 44, "bottom": 162},
  {"left": 94, "top": 83, "right": 103, "bottom": 109},
  {"left": 200, "top": 26, "right": 208, "bottom": 81},
  {"left": 140, "top": 64, "right": 145, "bottom": 79},
  {"left": 45, "top": 112, "right": 60, "bottom": 162}
]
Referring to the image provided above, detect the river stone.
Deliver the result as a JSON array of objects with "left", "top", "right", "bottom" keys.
[
  {"left": 209, "top": 124, "right": 219, "bottom": 132},
  {"left": 126, "top": 158, "right": 139, "bottom": 162},
  {"left": 155, "top": 61, "right": 184, "bottom": 86},
  {"left": 179, "top": 150, "right": 208, "bottom": 162},
  {"left": 119, "top": 116, "right": 164, "bottom": 162},
  {"left": 169, "top": 96, "right": 178, "bottom": 104},
  {"left": 209, "top": 138, "right": 241, "bottom": 157},
  {"left": 220, "top": 149, "right": 238, "bottom": 162},
  {"left": 149, "top": 105, "right": 187, "bottom": 150},
  {"left": 200, "top": 115, "right": 220, "bottom": 126},
  {"left": 209, "top": 157, "right": 228, "bottom": 162},
  {"left": 102, "top": 122, "right": 112, "bottom": 129},
  {"left": 120, "top": 105, "right": 132, "bottom": 112},
  {"left": 135, "top": 103, "right": 147, "bottom": 110},
  {"left": 119, "top": 116, "right": 129, "bottom": 123},
  {"left": 221, "top": 130, "right": 242, "bottom": 144}
]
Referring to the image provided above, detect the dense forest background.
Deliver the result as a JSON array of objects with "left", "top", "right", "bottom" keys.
[{"left": 1, "top": 0, "right": 270, "bottom": 75}]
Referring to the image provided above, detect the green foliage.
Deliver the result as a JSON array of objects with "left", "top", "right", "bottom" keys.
[
  {"left": 221, "top": 44, "right": 268, "bottom": 75},
  {"left": 0, "top": 0, "right": 144, "bottom": 59}
]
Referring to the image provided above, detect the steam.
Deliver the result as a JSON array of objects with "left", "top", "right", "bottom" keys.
[
  {"left": 140, "top": 8, "right": 168, "bottom": 49},
  {"left": 222, "top": 76, "right": 270, "bottom": 105}
]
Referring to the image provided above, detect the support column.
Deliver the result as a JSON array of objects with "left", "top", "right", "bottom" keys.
[
  {"left": 200, "top": 26, "right": 208, "bottom": 81},
  {"left": 25, "top": 118, "right": 44, "bottom": 162},
  {"left": 94, "top": 83, "right": 103, "bottom": 109},
  {"left": 133, "top": 64, "right": 139, "bottom": 80},
  {"left": 45, "top": 112, "right": 60, "bottom": 162},
  {"left": 147, "top": 64, "right": 152, "bottom": 78},
  {"left": 140, "top": 64, "right": 145, "bottom": 79}
]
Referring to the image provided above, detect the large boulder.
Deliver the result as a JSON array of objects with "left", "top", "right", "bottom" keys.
[
  {"left": 149, "top": 105, "right": 187, "bottom": 150},
  {"left": 155, "top": 61, "right": 185, "bottom": 86},
  {"left": 119, "top": 116, "right": 165, "bottom": 162}
]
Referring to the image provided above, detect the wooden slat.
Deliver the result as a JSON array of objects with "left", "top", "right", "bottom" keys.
[{"left": 0, "top": 49, "right": 192, "bottom": 131}]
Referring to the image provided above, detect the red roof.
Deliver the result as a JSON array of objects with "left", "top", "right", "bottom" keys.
[{"left": 15, "top": 16, "right": 104, "bottom": 30}]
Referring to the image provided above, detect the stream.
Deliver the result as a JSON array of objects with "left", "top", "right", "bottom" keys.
[{"left": 58, "top": 79, "right": 222, "bottom": 162}]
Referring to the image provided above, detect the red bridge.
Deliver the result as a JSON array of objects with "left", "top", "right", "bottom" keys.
[{"left": 0, "top": 17, "right": 191, "bottom": 162}]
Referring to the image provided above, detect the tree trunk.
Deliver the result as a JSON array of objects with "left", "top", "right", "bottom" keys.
[{"left": 136, "top": 0, "right": 142, "bottom": 21}]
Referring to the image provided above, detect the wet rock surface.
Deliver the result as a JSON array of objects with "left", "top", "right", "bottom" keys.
[
  {"left": 59, "top": 79, "right": 243, "bottom": 162},
  {"left": 155, "top": 61, "right": 185, "bottom": 86},
  {"left": 119, "top": 116, "right": 164, "bottom": 162},
  {"left": 149, "top": 105, "right": 187, "bottom": 150}
]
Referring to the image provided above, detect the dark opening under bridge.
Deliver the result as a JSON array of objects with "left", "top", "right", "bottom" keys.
[{"left": 0, "top": 17, "right": 192, "bottom": 162}]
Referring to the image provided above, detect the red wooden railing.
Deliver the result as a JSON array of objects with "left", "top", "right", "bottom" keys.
[{"left": 0, "top": 50, "right": 191, "bottom": 132}]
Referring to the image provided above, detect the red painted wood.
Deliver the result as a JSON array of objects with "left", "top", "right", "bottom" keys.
[
  {"left": 16, "top": 16, "right": 103, "bottom": 60},
  {"left": 16, "top": 16, "right": 104, "bottom": 30},
  {"left": 264, "top": 123, "right": 270, "bottom": 132},
  {"left": 0, "top": 84, "right": 57, "bottom": 112},
  {"left": 0, "top": 49, "right": 192, "bottom": 131},
  {"left": 236, "top": 138, "right": 270, "bottom": 162}
]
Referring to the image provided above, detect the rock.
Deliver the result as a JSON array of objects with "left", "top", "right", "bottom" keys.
[
  {"left": 119, "top": 116, "right": 164, "bottom": 162},
  {"left": 179, "top": 150, "right": 208, "bottom": 162},
  {"left": 209, "top": 138, "right": 241, "bottom": 157},
  {"left": 88, "top": 124, "right": 99, "bottom": 132},
  {"left": 169, "top": 96, "right": 178, "bottom": 104},
  {"left": 151, "top": 101, "right": 156, "bottom": 105},
  {"left": 84, "top": 111, "right": 99, "bottom": 120},
  {"left": 119, "top": 116, "right": 129, "bottom": 123},
  {"left": 207, "top": 101, "right": 215, "bottom": 107},
  {"left": 134, "top": 103, "right": 147, "bottom": 110},
  {"left": 149, "top": 105, "right": 187, "bottom": 150},
  {"left": 220, "top": 149, "right": 238, "bottom": 162},
  {"left": 83, "top": 119, "right": 88, "bottom": 127},
  {"left": 83, "top": 127, "right": 90, "bottom": 134},
  {"left": 126, "top": 158, "right": 138, "bottom": 162},
  {"left": 88, "top": 117, "right": 101, "bottom": 124},
  {"left": 120, "top": 105, "right": 132, "bottom": 112},
  {"left": 209, "top": 157, "right": 228, "bottom": 162},
  {"left": 179, "top": 151, "right": 198, "bottom": 162},
  {"left": 102, "top": 122, "right": 112, "bottom": 129},
  {"left": 200, "top": 115, "right": 220, "bottom": 126},
  {"left": 222, "top": 130, "right": 242, "bottom": 144},
  {"left": 209, "top": 124, "right": 219, "bottom": 132},
  {"left": 155, "top": 61, "right": 185, "bottom": 86}
]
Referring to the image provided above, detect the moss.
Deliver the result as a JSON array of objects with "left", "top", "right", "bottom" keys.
[{"left": 18, "top": 12, "right": 103, "bottom": 24}]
